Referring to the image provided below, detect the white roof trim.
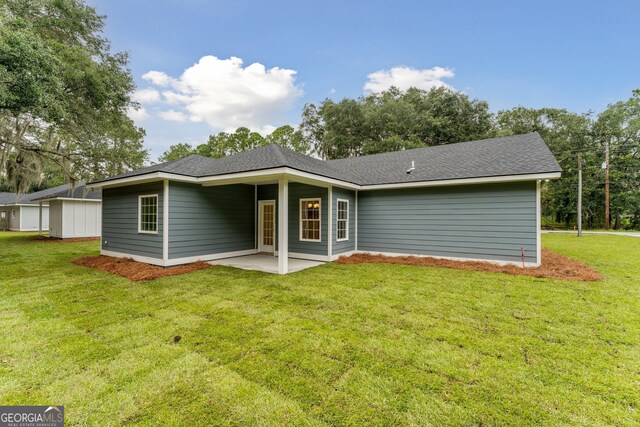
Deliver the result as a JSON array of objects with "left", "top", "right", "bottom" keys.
[
  {"left": 0, "top": 203, "right": 50, "bottom": 207},
  {"left": 34, "top": 197, "right": 102, "bottom": 203},
  {"left": 358, "top": 172, "right": 562, "bottom": 190},
  {"left": 89, "top": 169, "right": 561, "bottom": 191},
  {"left": 89, "top": 171, "right": 199, "bottom": 189}
]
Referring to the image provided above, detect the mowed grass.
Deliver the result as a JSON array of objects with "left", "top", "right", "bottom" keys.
[{"left": 0, "top": 233, "right": 638, "bottom": 426}]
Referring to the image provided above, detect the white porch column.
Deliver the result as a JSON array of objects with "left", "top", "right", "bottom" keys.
[
  {"left": 355, "top": 190, "right": 358, "bottom": 251},
  {"left": 163, "top": 179, "right": 169, "bottom": 264},
  {"left": 536, "top": 180, "right": 541, "bottom": 266},
  {"left": 328, "top": 186, "right": 332, "bottom": 260},
  {"left": 38, "top": 202, "right": 43, "bottom": 234},
  {"left": 278, "top": 176, "right": 289, "bottom": 274}
]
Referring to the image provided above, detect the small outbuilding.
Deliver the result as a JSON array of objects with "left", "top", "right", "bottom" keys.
[
  {"left": 0, "top": 191, "right": 50, "bottom": 231},
  {"left": 33, "top": 184, "right": 102, "bottom": 239}
]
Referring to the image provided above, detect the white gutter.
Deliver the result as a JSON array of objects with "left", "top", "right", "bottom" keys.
[
  {"left": 88, "top": 169, "right": 561, "bottom": 191},
  {"left": 33, "top": 197, "right": 102, "bottom": 203},
  {"left": 2, "top": 203, "right": 50, "bottom": 207},
  {"left": 358, "top": 172, "right": 562, "bottom": 190},
  {"left": 89, "top": 172, "right": 199, "bottom": 189}
]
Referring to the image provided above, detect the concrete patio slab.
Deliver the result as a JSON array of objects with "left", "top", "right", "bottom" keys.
[{"left": 209, "top": 254, "right": 324, "bottom": 274}]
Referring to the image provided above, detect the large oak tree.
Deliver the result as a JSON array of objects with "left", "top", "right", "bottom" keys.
[{"left": 0, "top": 0, "right": 147, "bottom": 192}]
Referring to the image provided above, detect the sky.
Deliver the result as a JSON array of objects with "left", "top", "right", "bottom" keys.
[{"left": 90, "top": 0, "right": 640, "bottom": 160}]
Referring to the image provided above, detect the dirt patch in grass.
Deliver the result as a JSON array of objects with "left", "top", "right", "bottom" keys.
[
  {"left": 336, "top": 248, "right": 601, "bottom": 281},
  {"left": 30, "top": 235, "right": 100, "bottom": 243},
  {"left": 72, "top": 256, "right": 211, "bottom": 281}
]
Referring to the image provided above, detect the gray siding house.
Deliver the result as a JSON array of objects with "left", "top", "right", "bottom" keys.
[{"left": 89, "top": 133, "right": 562, "bottom": 274}]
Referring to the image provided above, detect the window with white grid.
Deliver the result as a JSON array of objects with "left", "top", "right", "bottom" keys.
[
  {"left": 336, "top": 199, "right": 349, "bottom": 241},
  {"left": 300, "top": 198, "right": 321, "bottom": 241},
  {"left": 138, "top": 195, "right": 158, "bottom": 234}
]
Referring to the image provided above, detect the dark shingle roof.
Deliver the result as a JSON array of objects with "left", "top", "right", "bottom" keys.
[
  {"left": 327, "top": 132, "right": 562, "bottom": 185},
  {"left": 191, "top": 145, "right": 365, "bottom": 183},
  {"left": 90, "top": 145, "right": 364, "bottom": 184},
  {"left": 0, "top": 192, "right": 17, "bottom": 205},
  {"left": 31, "top": 184, "right": 101, "bottom": 201},
  {"left": 90, "top": 133, "right": 561, "bottom": 186},
  {"left": 1, "top": 184, "right": 102, "bottom": 205},
  {"left": 89, "top": 155, "right": 219, "bottom": 182}
]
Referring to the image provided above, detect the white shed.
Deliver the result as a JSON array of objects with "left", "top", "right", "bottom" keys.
[
  {"left": 11, "top": 204, "right": 50, "bottom": 231},
  {"left": 0, "top": 192, "right": 49, "bottom": 231},
  {"left": 47, "top": 199, "right": 101, "bottom": 238},
  {"left": 33, "top": 184, "right": 102, "bottom": 239}
]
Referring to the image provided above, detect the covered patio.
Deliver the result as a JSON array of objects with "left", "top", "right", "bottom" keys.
[
  {"left": 197, "top": 171, "right": 352, "bottom": 274},
  {"left": 208, "top": 254, "right": 324, "bottom": 274}
]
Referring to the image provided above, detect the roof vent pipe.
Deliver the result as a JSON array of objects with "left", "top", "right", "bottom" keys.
[{"left": 407, "top": 161, "right": 415, "bottom": 174}]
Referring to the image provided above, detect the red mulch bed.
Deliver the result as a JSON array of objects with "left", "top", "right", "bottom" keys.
[
  {"left": 30, "top": 236, "right": 100, "bottom": 243},
  {"left": 336, "top": 248, "right": 601, "bottom": 281},
  {"left": 72, "top": 256, "right": 211, "bottom": 281}
]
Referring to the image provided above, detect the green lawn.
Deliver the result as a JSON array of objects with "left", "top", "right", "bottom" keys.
[{"left": 0, "top": 233, "right": 638, "bottom": 426}]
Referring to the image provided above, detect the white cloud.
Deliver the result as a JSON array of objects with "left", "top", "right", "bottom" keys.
[
  {"left": 364, "top": 66, "right": 454, "bottom": 93},
  {"left": 142, "top": 70, "right": 173, "bottom": 87},
  {"left": 127, "top": 106, "right": 149, "bottom": 122},
  {"left": 132, "top": 88, "right": 161, "bottom": 103},
  {"left": 159, "top": 110, "right": 188, "bottom": 122},
  {"left": 141, "top": 55, "right": 302, "bottom": 131},
  {"left": 162, "top": 91, "right": 191, "bottom": 105}
]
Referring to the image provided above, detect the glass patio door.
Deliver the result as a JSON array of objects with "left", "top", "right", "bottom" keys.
[{"left": 259, "top": 201, "right": 275, "bottom": 253}]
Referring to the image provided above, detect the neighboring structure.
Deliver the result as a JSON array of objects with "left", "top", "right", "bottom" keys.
[
  {"left": 0, "top": 184, "right": 102, "bottom": 237},
  {"left": 33, "top": 184, "right": 102, "bottom": 239},
  {"left": 0, "top": 192, "right": 16, "bottom": 230},
  {"left": 89, "top": 133, "right": 562, "bottom": 273},
  {"left": 0, "top": 189, "right": 50, "bottom": 232}
]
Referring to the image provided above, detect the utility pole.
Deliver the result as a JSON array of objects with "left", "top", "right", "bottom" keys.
[
  {"left": 578, "top": 153, "right": 582, "bottom": 237},
  {"left": 605, "top": 140, "right": 610, "bottom": 231}
]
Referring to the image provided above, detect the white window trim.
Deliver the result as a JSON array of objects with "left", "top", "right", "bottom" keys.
[
  {"left": 138, "top": 194, "right": 159, "bottom": 235},
  {"left": 299, "top": 197, "right": 321, "bottom": 242},
  {"left": 336, "top": 198, "right": 349, "bottom": 242}
]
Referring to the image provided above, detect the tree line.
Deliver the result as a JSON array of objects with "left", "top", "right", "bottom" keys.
[{"left": 162, "top": 87, "right": 639, "bottom": 230}]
